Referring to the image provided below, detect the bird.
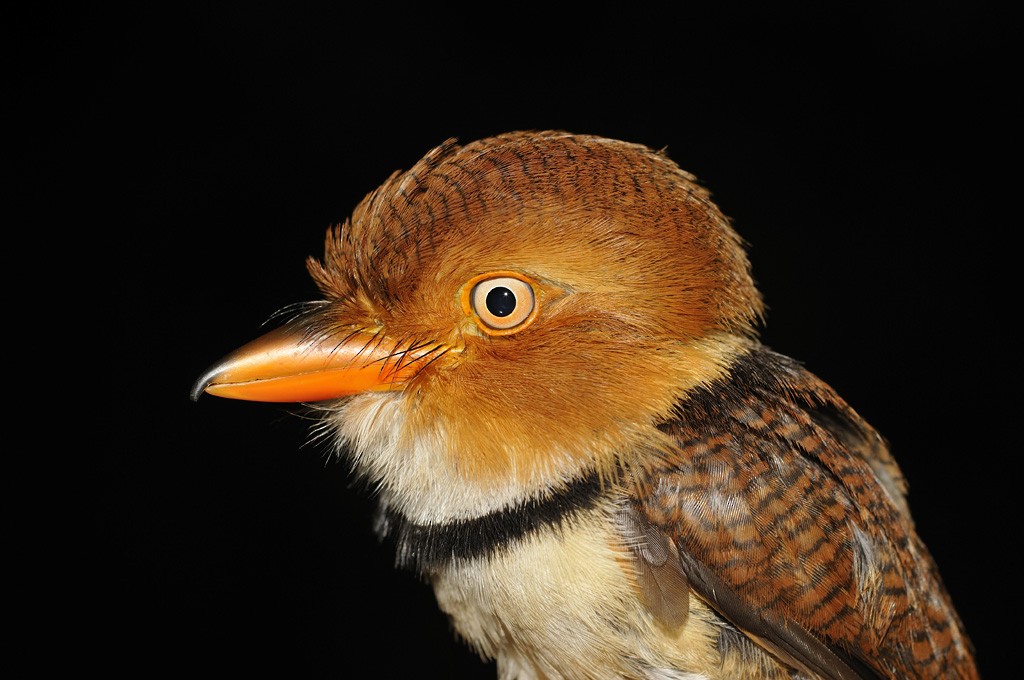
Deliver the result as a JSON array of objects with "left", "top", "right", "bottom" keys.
[{"left": 192, "top": 130, "right": 978, "bottom": 679}]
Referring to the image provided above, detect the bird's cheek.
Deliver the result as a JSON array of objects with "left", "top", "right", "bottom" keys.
[{"left": 457, "top": 317, "right": 491, "bottom": 340}]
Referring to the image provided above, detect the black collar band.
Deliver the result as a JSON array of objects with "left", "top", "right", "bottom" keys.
[{"left": 377, "top": 472, "right": 605, "bottom": 573}]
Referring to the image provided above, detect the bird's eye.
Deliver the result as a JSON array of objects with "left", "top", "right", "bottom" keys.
[{"left": 464, "top": 273, "right": 538, "bottom": 334}]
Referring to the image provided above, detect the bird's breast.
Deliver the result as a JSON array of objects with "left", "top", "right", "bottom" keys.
[{"left": 426, "top": 497, "right": 724, "bottom": 680}]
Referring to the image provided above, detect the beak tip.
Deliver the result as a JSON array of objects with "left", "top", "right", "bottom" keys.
[{"left": 190, "top": 367, "right": 218, "bottom": 402}]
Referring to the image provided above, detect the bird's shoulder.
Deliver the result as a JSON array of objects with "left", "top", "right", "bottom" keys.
[{"left": 627, "top": 345, "right": 976, "bottom": 679}]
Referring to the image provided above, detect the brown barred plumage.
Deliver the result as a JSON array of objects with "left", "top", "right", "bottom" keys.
[{"left": 634, "top": 347, "right": 975, "bottom": 677}]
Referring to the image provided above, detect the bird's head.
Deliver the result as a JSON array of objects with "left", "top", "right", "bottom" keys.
[{"left": 193, "top": 131, "right": 764, "bottom": 519}]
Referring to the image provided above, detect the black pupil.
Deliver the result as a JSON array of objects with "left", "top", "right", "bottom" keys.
[{"left": 485, "top": 286, "right": 517, "bottom": 317}]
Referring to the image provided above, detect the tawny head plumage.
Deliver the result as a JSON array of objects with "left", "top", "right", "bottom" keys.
[{"left": 298, "top": 130, "right": 764, "bottom": 500}]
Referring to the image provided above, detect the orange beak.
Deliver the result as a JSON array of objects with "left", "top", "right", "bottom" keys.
[{"left": 191, "top": 322, "right": 425, "bottom": 403}]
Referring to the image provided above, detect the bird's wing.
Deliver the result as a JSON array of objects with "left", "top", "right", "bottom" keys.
[{"left": 629, "top": 346, "right": 975, "bottom": 679}]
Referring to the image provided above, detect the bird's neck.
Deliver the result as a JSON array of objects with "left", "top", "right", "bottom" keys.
[
  {"left": 325, "top": 334, "right": 753, "bottom": 526},
  {"left": 373, "top": 472, "right": 608, "bottom": 573}
]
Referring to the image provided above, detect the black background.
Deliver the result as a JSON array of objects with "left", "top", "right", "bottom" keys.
[{"left": 30, "top": 4, "right": 1013, "bottom": 678}]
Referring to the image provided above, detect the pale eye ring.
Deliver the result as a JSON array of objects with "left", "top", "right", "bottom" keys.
[{"left": 469, "top": 276, "right": 536, "bottom": 332}]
